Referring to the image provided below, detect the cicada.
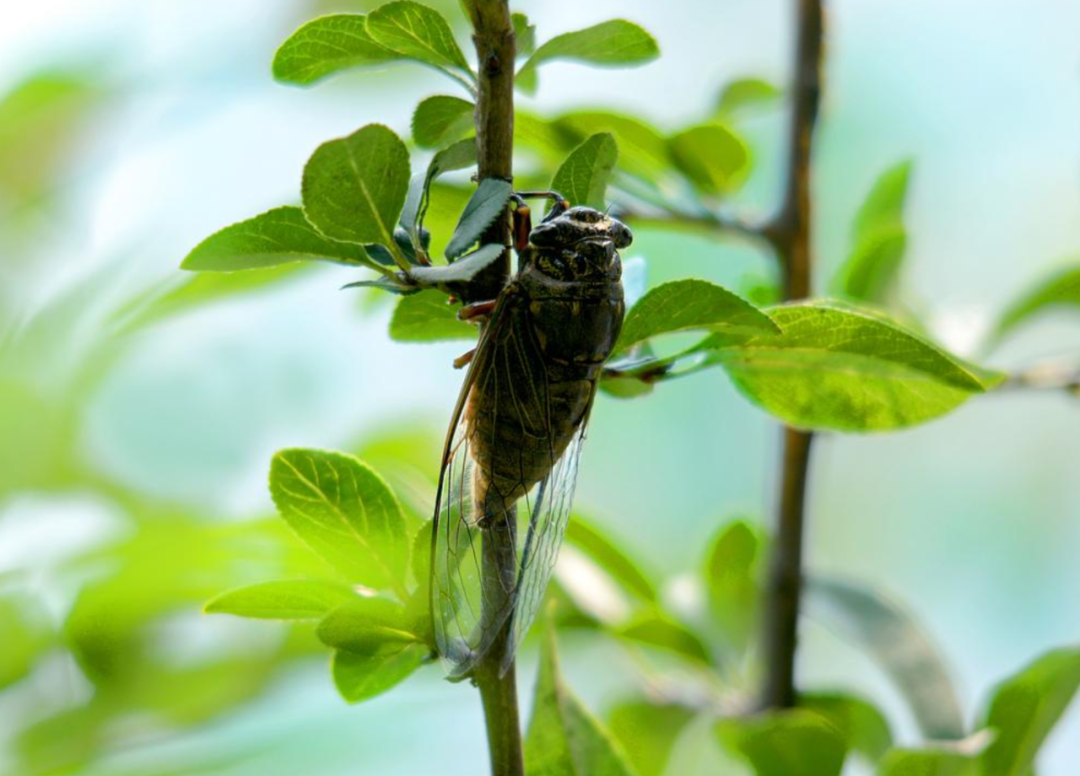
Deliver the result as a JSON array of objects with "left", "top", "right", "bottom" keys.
[{"left": 430, "top": 192, "right": 632, "bottom": 677}]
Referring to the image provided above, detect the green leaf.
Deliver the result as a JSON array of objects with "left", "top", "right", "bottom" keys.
[
  {"left": 406, "top": 243, "right": 505, "bottom": 295},
  {"left": 617, "top": 613, "right": 712, "bottom": 666},
  {"left": 517, "top": 20, "right": 660, "bottom": 95},
  {"left": 301, "top": 124, "right": 411, "bottom": 252},
  {"left": 880, "top": 748, "right": 979, "bottom": 776},
  {"left": 513, "top": 12, "right": 537, "bottom": 57},
  {"left": 412, "top": 95, "right": 474, "bottom": 149},
  {"left": 801, "top": 693, "right": 892, "bottom": 764},
  {"left": 616, "top": 279, "right": 778, "bottom": 354},
  {"left": 981, "top": 647, "right": 1080, "bottom": 776},
  {"left": 554, "top": 111, "right": 670, "bottom": 180},
  {"left": 668, "top": 123, "right": 750, "bottom": 195},
  {"left": 704, "top": 519, "right": 761, "bottom": 655},
  {"left": 444, "top": 178, "right": 512, "bottom": 259},
  {"left": 833, "top": 160, "right": 913, "bottom": 304},
  {"left": 366, "top": 1, "right": 472, "bottom": 79},
  {"left": 525, "top": 627, "right": 637, "bottom": 776},
  {"left": 272, "top": 14, "right": 401, "bottom": 85},
  {"left": 204, "top": 580, "right": 356, "bottom": 620},
  {"left": 389, "top": 289, "right": 476, "bottom": 342},
  {"left": 716, "top": 77, "right": 782, "bottom": 118},
  {"left": 181, "top": 206, "right": 373, "bottom": 272},
  {"left": 0, "top": 595, "right": 52, "bottom": 691},
  {"left": 551, "top": 132, "right": 619, "bottom": 209},
  {"left": 607, "top": 699, "right": 695, "bottom": 776},
  {"left": 317, "top": 597, "right": 420, "bottom": 653},
  {"left": 804, "top": 575, "right": 965, "bottom": 739},
  {"left": 992, "top": 263, "right": 1080, "bottom": 344},
  {"left": 717, "top": 709, "right": 848, "bottom": 776},
  {"left": 269, "top": 449, "right": 410, "bottom": 595},
  {"left": 410, "top": 138, "right": 477, "bottom": 245},
  {"left": 705, "top": 302, "right": 988, "bottom": 431},
  {"left": 331, "top": 642, "right": 426, "bottom": 704},
  {"left": 565, "top": 517, "right": 657, "bottom": 603}
]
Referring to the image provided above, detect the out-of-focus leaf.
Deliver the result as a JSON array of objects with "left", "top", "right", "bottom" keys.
[
  {"left": 615, "top": 279, "right": 778, "bottom": 354},
  {"left": 517, "top": 20, "right": 659, "bottom": 95},
  {"left": 716, "top": 709, "right": 848, "bottom": 776},
  {"left": 204, "top": 579, "right": 356, "bottom": 620},
  {"left": 317, "top": 597, "right": 420, "bottom": 653},
  {"left": 513, "top": 12, "right": 537, "bottom": 57},
  {"left": 444, "top": 178, "right": 512, "bottom": 259},
  {"left": 704, "top": 302, "right": 988, "bottom": 432},
  {"left": 269, "top": 449, "right": 410, "bottom": 595},
  {"left": 716, "top": 77, "right": 782, "bottom": 118},
  {"left": 705, "top": 519, "right": 761, "bottom": 655},
  {"left": 668, "top": 124, "right": 750, "bottom": 196},
  {"left": 272, "top": 14, "right": 401, "bottom": 85},
  {"left": 804, "top": 575, "right": 965, "bottom": 739},
  {"left": 367, "top": 1, "right": 473, "bottom": 81},
  {"left": 331, "top": 642, "right": 426, "bottom": 703},
  {"left": 801, "top": 693, "right": 892, "bottom": 764},
  {"left": 181, "top": 206, "right": 373, "bottom": 272},
  {"left": 554, "top": 112, "right": 669, "bottom": 180},
  {"left": 389, "top": 289, "right": 476, "bottom": 342},
  {"left": 550, "top": 132, "right": 618, "bottom": 210},
  {"left": 302, "top": 124, "right": 411, "bottom": 250},
  {"left": 617, "top": 613, "right": 713, "bottom": 666},
  {"left": 525, "top": 626, "right": 637, "bottom": 776},
  {"left": 853, "top": 160, "right": 912, "bottom": 239},
  {"left": 0, "top": 594, "right": 53, "bottom": 690},
  {"left": 992, "top": 263, "right": 1080, "bottom": 344},
  {"left": 565, "top": 517, "right": 657, "bottom": 603},
  {"left": 879, "top": 736, "right": 991, "bottom": 776},
  {"left": 980, "top": 647, "right": 1080, "bottom": 776},
  {"left": 412, "top": 94, "right": 474, "bottom": 148},
  {"left": 607, "top": 699, "right": 695, "bottom": 776}
]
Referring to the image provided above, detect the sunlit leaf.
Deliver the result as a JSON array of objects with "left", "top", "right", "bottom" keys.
[
  {"left": 204, "top": 579, "right": 356, "bottom": 620},
  {"left": 992, "top": 262, "right": 1080, "bottom": 344},
  {"left": 517, "top": 20, "right": 659, "bottom": 95},
  {"left": 269, "top": 449, "right": 410, "bottom": 595},
  {"left": 555, "top": 111, "right": 669, "bottom": 180},
  {"left": 513, "top": 12, "right": 537, "bottom": 57},
  {"left": 366, "top": 1, "right": 472, "bottom": 80},
  {"left": 716, "top": 709, "right": 848, "bottom": 776},
  {"left": 316, "top": 597, "right": 421, "bottom": 652},
  {"left": 389, "top": 289, "right": 476, "bottom": 342},
  {"left": 412, "top": 94, "right": 474, "bottom": 149},
  {"left": 565, "top": 517, "right": 657, "bottom": 603},
  {"left": 551, "top": 132, "right": 618, "bottom": 209},
  {"left": 0, "top": 594, "right": 53, "bottom": 690},
  {"left": 617, "top": 613, "right": 713, "bottom": 666},
  {"left": 272, "top": 14, "right": 401, "bottom": 85},
  {"left": 879, "top": 732, "right": 991, "bottom": 776},
  {"left": 444, "top": 178, "right": 512, "bottom": 259},
  {"left": 668, "top": 123, "right": 750, "bottom": 196},
  {"left": 332, "top": 642, "right": 426, "bottom": 703},
  {"left": 607, "top": 699, "right": 695, "bottom": 776},
  {"left": 801, "top": 693, "right": 892, "bottom": 764},
  {"left": 704, "top": 519, "right": 761, "bottom": 655},
  {"left": 716, "top": 77, "right": 782, "bottom": 118},
  {"left": 804, "top": 575, "right": 965, "bottom": 739}
]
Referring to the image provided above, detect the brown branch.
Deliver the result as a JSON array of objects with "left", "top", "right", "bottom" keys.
[{"left": 759, "top": 0, "right": 825, "bottom": 711}]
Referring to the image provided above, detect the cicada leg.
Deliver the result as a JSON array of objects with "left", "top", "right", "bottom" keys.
[
  {"left": 458, "top": 299, "right": 498, "bottom": 322},
  {"left": 512, "top": 190, "right": 570, "bottom": 224},
  {"left": 453, "top": 348, "right": 475, "bottom": 369}
]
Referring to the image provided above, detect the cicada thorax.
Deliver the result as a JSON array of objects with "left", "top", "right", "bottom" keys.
[{"left": 464, "top": 205, "right": 630, "bottom": 524}]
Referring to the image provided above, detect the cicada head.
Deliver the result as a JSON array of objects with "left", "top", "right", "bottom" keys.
[{"left": 528, "top": 206, "right": 633, "bottom": 282}]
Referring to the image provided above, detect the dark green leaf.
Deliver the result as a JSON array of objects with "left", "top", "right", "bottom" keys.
[
  {"left": 525, "top": 627, "right": 637, "bottom": 776},
  {"left": 992, "top": 263, "right": 1080, "bottom": 344},
  {"left": 406, "top": 243, "right": 505, "bottom": 295},
  {"left": 616, "top": 279, "right": 778, "bottom": 354},
  {"left": 204, "top": 579, "right": 356, "bottom": 620},
  {"left": 716, "top": 78, "right": 782, "bottom": 118},
  {"left": 705, "top": 520, "right": 761, "bottom": 655},
  {"left": 551, "top": 132, "right": 619, "bottom": 209},
  {"left": 565, "top": 517, "right": 657, "bottom": 603},
  {"left": 317, "top": 597, "right": 420, "bottom": 653},
  {"left": 366, "top": 1, "right": 472, "bottom": 79},
  {"left": 517, "top": 20, "right": 659, "bottom": 95},
  {"left": 412, "top": 95, "right": 474, "bottom": 149},
  {"left": 272, "top": 14, "right": 401, "bottom": 85},
  {"left": 607, "top": 699, "right": 695, "bottom": 776},
  {"left": 302, "top": 124, "right": 411, "bottom": 255},
  {"left": 668, "top": 123, "right": 750, "bottom": 195},
  {"left": 717, "top": 709, "right": 848, "bottom": 776},
  {"left": 389, "top": 289, "right": 476, "bottom": 342},
  {"left": 801, "top": 693, "right": 892, "bottom": 764},
  {"left": 412, "top": 138, "right": 477, "bottom": 244},
  {"left": 705, "top": 302, "right": 989, "bottom": 431},
  {"left": 617, "top": 613, "right": 713, "bottom": 666},
  {"left": 513, "top": 12, "right": 537, "bottom": 57},
  {"left": 444, "top": 178, "right": 512, "bottom": 259},
  {"left": 269, "top": 449, "right": 410, "bottom": 595},
  {"left": 981, "top": 647, "right": 1080, "bottom": 776},
  {"left": 181, "top": 206, "right": 373, "bottom": 272},
  {"left": 804, "top": 575, "right": 965, "bottom": 739},
  {"left": 331, "top": 642, "right": 426, "bottom": 703}
]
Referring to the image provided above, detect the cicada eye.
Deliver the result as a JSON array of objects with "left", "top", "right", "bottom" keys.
[{"left": 609, "top": 219, "right": 633, "bottom": 250}]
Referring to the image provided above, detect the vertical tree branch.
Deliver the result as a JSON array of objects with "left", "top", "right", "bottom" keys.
[
  {"left": 759, "top": 0, "right": 825, "bottom": 710},
  {"left": 462, "top": 2, "right": 524, "bottom": 774}
]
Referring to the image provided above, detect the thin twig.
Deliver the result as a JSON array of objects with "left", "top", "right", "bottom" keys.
[{"left": 999, "top": 357, "right": 1080, "bottom": 395}]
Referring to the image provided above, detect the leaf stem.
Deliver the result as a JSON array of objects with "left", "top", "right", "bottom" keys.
[{"left": 758, "top": 0, "right": 824, "bottom": 711}]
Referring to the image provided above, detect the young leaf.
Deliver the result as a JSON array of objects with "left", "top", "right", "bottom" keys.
[
  {"left": 705, "top": 520, "right": 761, "bottom": 655},
  {"left": 302, "top": 124, "right": 411, "bottom": 253},
  {"left": 980, "top": 647, "right": 1080, "bottom": 776},
  {"left": 512, "top": 12, "right": 537, "bottom": 57},
  {"left": 716, "top": 77, "right": 782, "bottom": 118},
  {"left": 389, "top": 289, "right": 476, "bottom": 342},
  {"left": 181, "top": 206, "right": 373, "bottom": 272},
  {"left": 269, "top": 449, "right": 410, "bottom": 596},
  {"left": 444, "top": 178, "right": 512, "bottom": 259},
  {"left": 803, "top": 575, "right": 965, "bottom": 739},
  {"left": 555, "top": 112, "right": 670, "bottom": 180},
  {"left": 801, "top": 693, "right": 892, "bottom": 764},
  {"left": 991, "top": 263, "right": 1080, "bottom": 344},
  {"left": 668, "top": 124, "right": 750, "bottom": 195},
  {"left": 716, "top": 709, "right": 848, "bottom": 776},
  {"left": 316, "top": 597, "right": 420, "bottom": 653},
  {"left": 331, "top": 642, "right": 427, "bottom": 703},
  {"left": 525, "top": 627, "right": 637, "bottom": 776},
  {"left": 617, "top": 613, "right": 713, "bottom": 666},
  {"left": 565, "top": 517, "right": 657, "bottom": 604},
  {"left": 607, "top": 699, "right": 695, "bottom": 776},
  {"left": 615, "top": 279, "right": 779, "bottom": 354},
  {"left": 204, "top": 580, "right": 356, "bottom": 620},
  {"left": 366, "top": 1, "right": 472, "bottom": 81},
  {"left": 704, "top": 302, "right": 988, "bottom": 432},
  {"left": 412, "top": 95, "right": 474, "bottom": 149},
  {"left": 551, "top": 133, "right": 618, "bottom": 210},
  {"left": 879, "top": 732, "right": 991, "bottom": 776},
  {"left": 272, "top": 14, "right": 401, "bottom": 85},
  {"left": 517, "top": 19, "right": 660, "bottom": 95},
  {"left": 0, "top": 595, "right": 52, "bottom": 691},
  {"left": 853, "top": 159, "right": 913, "bottom": 238}
]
